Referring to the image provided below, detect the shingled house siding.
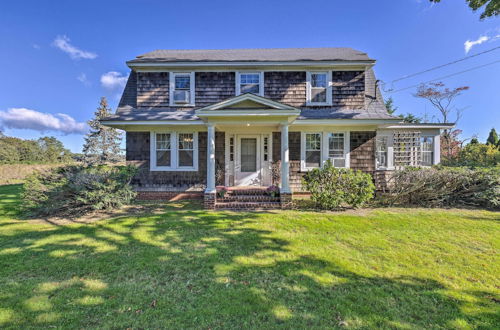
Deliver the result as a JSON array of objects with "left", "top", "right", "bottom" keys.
[
  {"left": 133, "top": 70, "right": 366, "bottom": 109},
  {"left": 215, "top": 132, "right": 225, "bottom": 186},
  {"left": 136, "top": 72, "right": 169, "bottom": 108},
  {"left": 350, "top": 131, "right": 376, "bottom": 174},
  {"left": 272, "top": 132, "right": 304, "bottom": 192},
  {"left": 265, "top": 72, "right": 306, "bottom": 107},
  {"left": 331, "top": 71, "right": 365, "bottom": 109},
  {"left": 126, "top": 131, "right": 207, "bottom": 190},
  {"left": 195, "top": 72, "right": 235, "bottom": 107}
]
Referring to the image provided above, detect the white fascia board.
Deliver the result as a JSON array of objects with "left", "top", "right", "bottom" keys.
[
  {"left": 196, "top": 109, "right": 300, "bottom": 117},
  {"left": 380, "top": 124, "right": 455, "bottom": 129},
  {"left": 293, "top": 119, "right": 400, "bottom": 126},
  {"left": 102, "top": 120, "right": 204, "bottom": 126}
]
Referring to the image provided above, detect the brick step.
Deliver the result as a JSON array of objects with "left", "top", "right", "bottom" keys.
[
  {"left": 215, "top": 201, "right": 282, "bottom": 210},
  {"left": 218, "top": 195, "right": 280, "bottom": 203},
  {"left": 225, "top": 189, "right": 270, "bottom": 196}
]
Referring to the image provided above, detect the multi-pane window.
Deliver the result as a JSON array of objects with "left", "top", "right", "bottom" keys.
[
  {"left": 238, "top": 73, "right": 262, "bottom": 95},
  {"left": 229, "top": 137, "right": 235, "bottom": 162},
  {"left": 310, "top": 73, "right": 327, "bottom": 103},
  {"left": 263, "top": 137, "right": 269, "bottom": 161},
  {"left": 307, "top": 72, "right": 331, "bottom": 105},
  {"left": 156, "top": 133, "right": 171, "bottom": 167},
  {"left": 420, "top": 136, "right": 434, "bottom": 166},
  {"left": 328, "top": 133, "right": 346, "bottom": 167},
  {"left": 170, "top": 72, "right": 194, "bottom": 106},
  {"left": 376, "top": 136, "right": 388, "bottom": 168},
  {"left": 305, "top": 133, "right": 322, "bottom": 168},
  {"left": 151, "top": 132, "right": 198, "bottom": 171},
  {"left": 178, "top": 133, "right": 194, "bottom": 167}
]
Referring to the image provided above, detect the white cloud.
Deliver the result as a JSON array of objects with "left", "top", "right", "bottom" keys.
[
  {"left": 52, "top": 35, "right": 97, "bottom": 60},
  {"left": 32, "top": 44, "right": 40, "bottom": 50},
  {"left": 0, "top": 108, "right": 87, "bottom": 135},
  {"left": 100, "top": 71, "right": 128, "bottom": 89},
  {"left": 77, "top": 73, "right": 91, "bottom": 86},
  {"left": 464, "top": 36, "right": 489, "bottom": 53}
]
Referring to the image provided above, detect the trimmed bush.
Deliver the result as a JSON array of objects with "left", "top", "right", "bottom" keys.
[
  {"left": 303, "top": 161, "right": 375, "bottom": 210},
  {"left": 22, "top": 165, "right": 137, "bottom": 216},
  {"left": 382, "top": 166, "right": 500, "bottom": 210}
]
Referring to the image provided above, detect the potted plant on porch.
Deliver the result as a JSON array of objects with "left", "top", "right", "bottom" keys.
[
  {"left": 267, "top": 185, "right": 280, "bottom": 198},
  {"left": 216, "top": 186, "right": 228, "bottom": 198}
]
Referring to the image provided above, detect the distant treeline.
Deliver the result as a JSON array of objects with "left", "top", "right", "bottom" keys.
[{"left": 0, "top": 132, "right": 75, "bottom": 164}]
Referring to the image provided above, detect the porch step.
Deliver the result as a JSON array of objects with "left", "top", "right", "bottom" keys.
[
  {"left": 225, "top": 188, "right": 269, "bottom": 196},
  {"left": 215, "top": 201, "right": 282, "bottom": 210},
  {"left": 218, "top": 195, "right": 280, "bottom": 203}
]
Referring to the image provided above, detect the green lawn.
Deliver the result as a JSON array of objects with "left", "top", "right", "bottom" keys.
[{"left": 0, "top": 184, "right": 499, "bottom": 329}]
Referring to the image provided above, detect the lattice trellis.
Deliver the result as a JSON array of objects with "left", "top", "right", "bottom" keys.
[{"left": 393, "top": 131, "right": 421, "bottom": 169}]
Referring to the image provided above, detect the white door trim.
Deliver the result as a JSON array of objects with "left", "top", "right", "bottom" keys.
[{"left": 235, "top": 134, "right": 262, "bottom": 186}]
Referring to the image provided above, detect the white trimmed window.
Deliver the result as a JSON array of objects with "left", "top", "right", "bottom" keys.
[
  {"left": 301, "top": 132, "right": 322, "bottom": 170},
  {"left": 328, "top": 132, "right": 348, "bottom": 168},
  {"left": 306, "top": 72, "right": 332, "bottom": 105},
  {"left": 169, "top": 72, "right": 195, "bottom": 106},
  {"left": 420, "top": 136, "right": 434, "bottom": 166},
  {"left": 376, "top": 135, "right": 389, "bottom": 169},
  {"left": 236, "top": 72, "right": 264, "bottom": 96},
  {"left": 150, "top": 132, "right": 198, "bottom": 171}
]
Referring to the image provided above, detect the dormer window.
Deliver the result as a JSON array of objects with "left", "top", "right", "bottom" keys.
[
  {"left": 306, "top": 71, "right": 332, "bottom": 106},
  {"left": 236, "top": 72, "right": 264, "bottom": 96},
  {"left": 170, "top": 72, "right": 195, "bottom": 106}
]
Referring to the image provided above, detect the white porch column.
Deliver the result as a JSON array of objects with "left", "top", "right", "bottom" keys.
[
  {"left": 206, "top": 123, "right": 216, "bottom": 193},
  {"left": 280, "top": 123, "right": 291, "bottom": 193}
]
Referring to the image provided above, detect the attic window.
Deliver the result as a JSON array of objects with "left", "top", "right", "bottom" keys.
[
  {"left": 236, "top": 72, "right": 263, "bottom": 96},
  {"left": 306, "top": 72, "right": 332, "bottom": 105}
]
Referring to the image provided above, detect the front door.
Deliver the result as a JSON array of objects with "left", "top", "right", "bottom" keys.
[{"left": 235, "top": 135, "right": 261, "bottom": 186}]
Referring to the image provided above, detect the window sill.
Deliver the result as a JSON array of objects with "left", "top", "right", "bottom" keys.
[
  {"left": 150, "top": 167, "right": 198, "bottom": 172},
  {"left": 306, "top": 102, "right": 332, "bottom": 106},
  {"left": 169, "top": 104, "right": 195, "bottom": 107}
]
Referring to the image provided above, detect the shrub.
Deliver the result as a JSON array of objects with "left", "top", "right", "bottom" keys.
[
  {"left": 383, "top": 166, "right": 500, "bottom": 210},
  {"left": 303, "top": 161, "right": 375, "bottom": 210},
  {"left": 22, "top": 164, "right": 137, "bottom": 216},
  {"left": 443, "top": 143, "right": 500, "bottom": 167}
]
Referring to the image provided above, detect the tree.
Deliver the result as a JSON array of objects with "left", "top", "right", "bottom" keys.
[
  {"left": 470, "top": 137, "right": 479, "bottom": 144},
  {"left": 486, "top": 128, "right": 499, "bottom": 146},
  {"left": 385, "top": 97, "right": 422, "bottom": 123},
  {"left": 37, "top": 137, "right": 72, "bottom": 162},
  {"left": 414, "top": 82, "right": 469, "bottom": 161},
  {"left": 401, "top": 113, "right": 422, "bottom": 123},
  {"left": 82, "top": 97, "right": 123, "bottom": 165},
  {"left": 385, "top": 97, "right": 398, "bottom": 115},
  {"left": 429, "top": 0, "right": 499, "bottom": 19}
]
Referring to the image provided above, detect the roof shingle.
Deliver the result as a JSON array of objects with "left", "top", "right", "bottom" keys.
[{"left": 129, "top": 48, "right": 373, "bottom": 63}]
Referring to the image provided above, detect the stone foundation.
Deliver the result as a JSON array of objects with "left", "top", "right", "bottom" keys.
[{"left": 136, "top": 191, "right": 203, "bottom": 201}]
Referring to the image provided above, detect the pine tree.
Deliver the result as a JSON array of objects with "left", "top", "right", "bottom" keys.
[
  {"left": 385, "top": 97, "right": 398, "bottom": 115},
  {"left": 469, "top": 138, "right": 479, "bottom": 145},
  {"left": 486, "top": 128, "right": 498, "bottom": 146},
  {"left": 82, "top": 97, "right": 123, "bottom": 165}
]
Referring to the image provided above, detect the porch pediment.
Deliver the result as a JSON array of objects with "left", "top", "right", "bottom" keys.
[{"left": 195, "top": 93, "right": 300, "bottom": 120}]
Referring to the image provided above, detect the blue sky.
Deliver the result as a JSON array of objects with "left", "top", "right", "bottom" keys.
[{"left": 0, "top": 0, "right": 499, "bottom": 152}]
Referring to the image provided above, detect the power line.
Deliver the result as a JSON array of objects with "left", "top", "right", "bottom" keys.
[
  {"left": 388, "top": 45, "right": 500, "bottom": 84},
  {"left": 386, "top": 59, "right": 500, "bottom": 94}
]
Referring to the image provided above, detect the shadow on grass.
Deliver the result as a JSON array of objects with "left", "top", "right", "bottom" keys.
[{"left": 0, "top": 184, "right": 497, "bottom": 328}]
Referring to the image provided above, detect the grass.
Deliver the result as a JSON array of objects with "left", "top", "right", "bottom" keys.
[
  {"left": 0, "top": 163, "right": 63, "bottom": 185},
  {"left": 0, "top": 184, "right": 499, "bottom": 329}
]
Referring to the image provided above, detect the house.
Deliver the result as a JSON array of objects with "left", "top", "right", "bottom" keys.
[{"left": 102, "top": 48, "right": 453, "bottom": 209}]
